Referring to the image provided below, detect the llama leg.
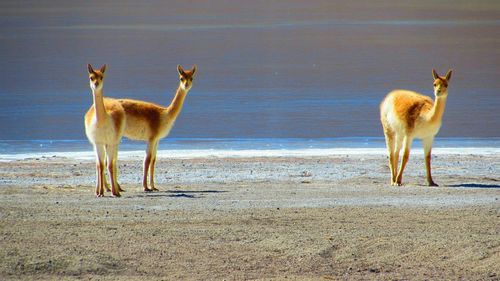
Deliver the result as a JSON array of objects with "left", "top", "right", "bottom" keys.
[
  {"left": 103, "top": 158, "right": 111, "bottom": 192},
  {"left": 395, "top": 136, "right": 412, "bottom": 186},
  {"left": 106, "top": 144, "right": 121, "bottom": 197},
  {"left": 423, "top": 137, "right": 438, "bottom": 186},
  {"left": 106, "top": 158, "right": 124, "bottom": 192},
  {"left": 149, "top": 140, "right": 159, "bottom": 191},
  {"left": 383, "top": 129, "right": 396, "bottom": 185},
  {"left": 391, "top": 135, "right": 403, "bottom": 186},
  {"left": 143, "top": 142, "right": 153, "bottom": 192},
  {"left": 112, "top": 151, "right": 124, "bottom": 192},
  {"left": 103, "top": 160, "right": 122, "bottom": 192},
  {"left": 94, "top": 144, "right": 106, "bottom": 197},
  {"left": 116, "top": 182, "right": 124, "bottom": 192}
]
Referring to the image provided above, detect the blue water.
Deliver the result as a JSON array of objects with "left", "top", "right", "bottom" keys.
[
  {"left": 1, "top": 138, "right": 500, "bottom": 156},
  {"left": 0, "top": 1, "right": 499, "bottom": 151}
]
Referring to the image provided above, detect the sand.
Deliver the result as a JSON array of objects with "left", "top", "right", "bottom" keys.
[{"left": 0, "top": 152, "right": 499, "bottom": 280}]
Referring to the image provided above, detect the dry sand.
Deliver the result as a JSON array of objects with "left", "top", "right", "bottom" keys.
[{"left": 0, "top": 153, "right": 499, "bottom": 280}]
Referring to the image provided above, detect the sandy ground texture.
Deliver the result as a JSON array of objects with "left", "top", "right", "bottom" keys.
[{"left": 0, "top": 153, "right": 499, "bottom": 280}]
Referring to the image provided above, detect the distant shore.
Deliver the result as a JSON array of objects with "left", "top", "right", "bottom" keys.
[
  {"left": 0, "top": 137, "right": 500, "bottom": 161},
  {"left": 1, "top": 151, "right": 499, "bottom": 279},
  {"left": 1, "top": 137, "right": 500, "bottom": 162}
]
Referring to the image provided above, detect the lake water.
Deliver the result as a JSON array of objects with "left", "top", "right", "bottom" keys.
[
  {"left": 1, "top": 138, "right": 500, "bottom": 161},
  {"left": 0, "top": 1, "right": 499, "bottom": 153}
]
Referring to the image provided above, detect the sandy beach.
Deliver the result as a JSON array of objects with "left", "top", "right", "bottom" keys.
[{"left": 0, "top": 151, "right": 499, "bottom": 280}]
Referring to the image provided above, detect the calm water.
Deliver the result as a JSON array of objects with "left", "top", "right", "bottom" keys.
[
  {"left": 2, "top": 138, "right": 500, "bottom": 156},
  {"left": 0, "top": 1, "right": 499, "bottom": 151}
]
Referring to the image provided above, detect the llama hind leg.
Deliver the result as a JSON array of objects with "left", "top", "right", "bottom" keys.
[
  {"left": 149, "top": 140, "right": 159, "bottom": 191},
  {"left": 103, "top": 158, "right": 124, "bottom": 192},
  {"left": 389, "top": 134, "right": 403, "bottom": 186},
  {"left": 423, "top": 137, "right": 438, "bottom": 186},
  {"left": 383, "top": 128, "right": 397, "bottom": 185},
  {"left": 110, "top": 157, "right": 124, "bottom": 192},
  {"left": 142, "top": 141, "right": 154, "bottom": 192},
  {"left": 103, "top": 158, "right": 111, "bottom": 192},
  {"left": 395, "top": 136, "right": 412, "bottom": 186},
  {"left": 105, "top": 144, "right": 121, "bottom": 197}
]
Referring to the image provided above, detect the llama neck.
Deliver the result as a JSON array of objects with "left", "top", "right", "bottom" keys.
[
  {"left": 166, "top": 87, "right": 188, "bottom": 120},
  {"left": 92, "top": 89, "right": 108, "bottom": 125},
  {"left": 428, "top": 94, "right": 447, "bottom": 124}
]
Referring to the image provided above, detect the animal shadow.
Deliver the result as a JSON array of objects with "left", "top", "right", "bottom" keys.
[
  {"left": 448, "top": 183, "right": 500, "bottom": 189},
  {"left": 135, "top": 189, "right": 227, "bottom": 198}
]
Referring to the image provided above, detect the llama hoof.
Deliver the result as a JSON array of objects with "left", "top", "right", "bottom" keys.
[
  {"left": 151, "top": 187, "right": 159, "bottom": 192},
  {"left": 428, "top": 182, "right": 439, "bottom": 187},
  {"left": 115, "top": 183, "right": 124, "bottom": 192},
  {"left": 144, "top": 188, "right": 153, "bottom": 192},
  {"left": 112, "top": 192, "right": 121, "bottom": 198}
]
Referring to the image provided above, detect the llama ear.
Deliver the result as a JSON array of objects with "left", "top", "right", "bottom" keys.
[
  {"left": 445, "top": 69, "right": 452, "bottom": 81},
  {"left": 191, "top": 65, "right": 197, "bottom": 76},
  {"left": 432, "top": 69, "right": 439, "bottom": 80},
  {"left": 99, "top": 64, "right": 107, "bottom": 74},
  {"left": 87, "top": 64, "right": 94, "bottom": 74},
  {"left": 177, "top": 64, "right": 185, "bottom": 76}
]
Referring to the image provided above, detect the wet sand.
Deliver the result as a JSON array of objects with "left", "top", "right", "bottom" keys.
[{"left": 0, "top": 153, "right": 499, "bottom": 280}]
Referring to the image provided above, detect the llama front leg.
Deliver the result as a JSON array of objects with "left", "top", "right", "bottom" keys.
[
  {"left": 423, "top": 137, "right": 438, "bottom": 186},
  {"left": 94, "top": 144, "right": 106, "bottom": 197}
]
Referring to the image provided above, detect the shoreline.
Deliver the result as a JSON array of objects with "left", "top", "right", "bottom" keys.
[
  {"left": 1, "top": 152, "right": 498, "bottom": 201},
  {"left": 1, "top": 137, "right": 500, "bottom": 159},
  {"left": 1, "top": 146, "right": 500, "bottom": 162}
]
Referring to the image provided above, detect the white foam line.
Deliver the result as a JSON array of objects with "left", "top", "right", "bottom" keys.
[{"left": 0, "top": 147, "right": 499, "bottom": 162}]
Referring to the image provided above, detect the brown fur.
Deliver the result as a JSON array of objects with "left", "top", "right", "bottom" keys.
[
  {"left": 118, "top": 65, "right": 196, "bottom": 192},
  {"left": 380, "top": 69, "right": 452, "bottom": 186},
  {"left": 119, "top": 99, "right": 162, "bottom": 139},
  {"left": 108, "top": 99, "right": 126, "bottom": 131},
  {"left": 390, "top": 92, "right": 434, "bottom": 133}
]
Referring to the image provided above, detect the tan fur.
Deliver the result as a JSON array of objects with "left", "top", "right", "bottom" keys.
[
  {"left": 84, "top": 64, "right": 125, "bottom": 197},
  {"left": 118, "top": 99, "right": 163, "bottom": 139},
  {"left": 119, "top": 65, "right": 196, "bottom": 191},
  {"left": 85, "top": 99, "right": 126, "bottom": 133},
  {"left": 380, "top": 69, "right": 452, "bottom": 186}
]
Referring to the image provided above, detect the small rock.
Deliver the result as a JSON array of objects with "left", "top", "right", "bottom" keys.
[{"left": 300, "top": 171, "right": 312, "bottom": 177}]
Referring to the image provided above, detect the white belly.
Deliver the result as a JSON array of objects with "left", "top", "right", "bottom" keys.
[{"left": 85, "top": 117, "right": 119, "bottom": 145}]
